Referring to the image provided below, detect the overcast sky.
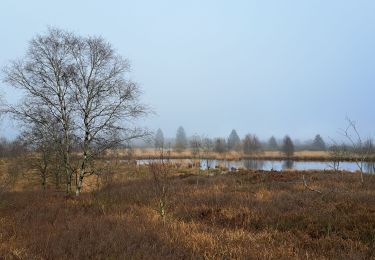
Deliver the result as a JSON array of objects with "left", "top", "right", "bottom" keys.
[{"left": 1, "top": 0, "right": 374, "bottom": 141}]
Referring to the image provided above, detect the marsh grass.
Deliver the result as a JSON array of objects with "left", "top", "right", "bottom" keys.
[{"left": 122, "top": 149, "right": 344, "bottom": 161}]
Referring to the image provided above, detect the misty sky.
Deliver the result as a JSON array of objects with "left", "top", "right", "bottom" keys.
[{"left": 1, "top": 0, "right": 375, "bottom": 141}]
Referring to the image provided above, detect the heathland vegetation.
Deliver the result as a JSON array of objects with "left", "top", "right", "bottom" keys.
[
  {"left": 1, "top": 161, "right": 374, "bottom": 259},
  {"left": 0, "top": 28, "right": 374, "bottom": 259}
]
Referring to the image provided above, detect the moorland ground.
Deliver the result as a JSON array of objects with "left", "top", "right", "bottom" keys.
[{"left": 0, "top": 160, "right": 374, "bottom": 259}]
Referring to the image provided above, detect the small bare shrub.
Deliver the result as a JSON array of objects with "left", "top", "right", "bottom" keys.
[
  {"left": 149, "top": 158, "right": 171, "bottom": 223},
  {"left": 342, "top": 118, "right": 371, "bottom": 184}
]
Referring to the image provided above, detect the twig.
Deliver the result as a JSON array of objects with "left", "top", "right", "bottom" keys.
[{"left": 302, "top": 175, "right": 322, "bottom": 194}]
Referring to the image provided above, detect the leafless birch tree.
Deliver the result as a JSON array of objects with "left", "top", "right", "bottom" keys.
[
  {"left": 3, "top": 28, "right": 75, "bottom": 194},
  {"left": 68, "top": 35, "right": 147, "bottom": 195},
  {"left": 3, "top": 28, "right": 148, "bottom": 196}
]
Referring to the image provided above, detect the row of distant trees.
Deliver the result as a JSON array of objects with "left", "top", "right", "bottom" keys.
[{"left": 153, "top": 127, "right": 328, "bottom": 155}]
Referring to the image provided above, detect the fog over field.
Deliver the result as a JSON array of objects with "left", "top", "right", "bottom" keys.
[{"left": 1, "top": 0, "right": 375, "bottom": 140}]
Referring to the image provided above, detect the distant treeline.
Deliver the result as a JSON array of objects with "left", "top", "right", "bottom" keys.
[
  {"left": 1, "top": 127, "right": 374, "bottom": 158},
  {"left": 139, "top": 128, "right": 324, "bottom": 151},
  {"left": 148, "top": 127, "right": 375, "bottom": 157}
]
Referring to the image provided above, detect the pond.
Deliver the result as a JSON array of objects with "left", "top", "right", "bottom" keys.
[{"left": 136, "top": 159, "right": 375, "bottom": 174}]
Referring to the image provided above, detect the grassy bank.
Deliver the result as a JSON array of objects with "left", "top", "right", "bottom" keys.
[
  {"left": 1, "top": 165, "right": 374, "bottom": 259},
  {"left": 117, "top": 149, "right": 375, "bottom": 162}
]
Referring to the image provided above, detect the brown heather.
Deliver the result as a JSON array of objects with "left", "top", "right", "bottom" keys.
[{"left": 0, "top": 164, "right": 375, "bottom": 259}]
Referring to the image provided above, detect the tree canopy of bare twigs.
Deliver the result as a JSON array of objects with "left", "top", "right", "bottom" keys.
[
  {"left": 3, "top": 28, "right": 149, "bottom": 195},
  {"left": 20, "top": 114, "right": 63, "bottom": 190}
]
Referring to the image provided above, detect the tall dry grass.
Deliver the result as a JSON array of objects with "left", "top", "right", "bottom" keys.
[{"left": 119, "top": 148, "right": 336, "bottom": 161}]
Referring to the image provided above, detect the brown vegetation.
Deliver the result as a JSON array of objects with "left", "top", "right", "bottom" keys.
[
  {"left": 120, "top": 149, "right": 360, "bottom": 161},
  {"left": 0, "top": 161, "right": 374, "bottom": 259}
]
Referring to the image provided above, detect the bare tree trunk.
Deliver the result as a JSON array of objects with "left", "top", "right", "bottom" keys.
[
  {"left": 76, "top": 156, "right": 86, "bottom": 196},
  {"left": 64, "top": 152, "right": 72, "bottom": 194},
  {"left": 61, "top": 102, "right": 72, "bottom": 195},
  {"left": 76, "top": 173, "right": 84, "bottom": 196},
  {"left": 75, "top": 114, "right": 90, "bottom": 196}
]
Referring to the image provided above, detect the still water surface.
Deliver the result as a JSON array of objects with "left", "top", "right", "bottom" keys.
[{"left": 136, "top": 159, "right": 375, "bottom": 173}]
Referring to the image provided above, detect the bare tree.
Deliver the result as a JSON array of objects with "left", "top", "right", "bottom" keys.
[
  {"left": 68, "top": 35, "right": 148, "bottom": 196},
  {"left": 328, "top": 141, "right": 347, "bottom": 172},
  {"left": 282, "top": 135, "right": 294, "bottom": 158},
  {"left": 190, "top": 134, "right": 202, "bottom": 158},
  {"left": 189, "top": 134, "right": 202, "bottom": 171},
  {"left": 312, "top": 134, "right": 326, "bottom": 151},
  {"left": 3, "top": 28, "right": 75, "bottom": 194},
  {"left": 227, "top": 129, "right": 241, "bottom": 151},
  {"left": 149, "top": 151, "right": 172, "bottom": 224},
  {"left": 21, "top": 113, "right": 63, "bottom": 190},
  {"left": 214, "top": 137, "right": 227, "bottom": 154},
  {"left": 243, "top": 134, "right": 262, "bottom": 155},
  {"left": 267, "top": 136, "right": 278, "bottom": 151},
  {"left": 174, "top": 126, "right": 187, "bottom": 152},
  {"left": 202, "top": 137, "right": 214, "bottom": 170},
  {"left": 3, "top": 28, "right": 148, "bottom": 196},
  {"left": 341, "top": 118, "right": 371, "bottom": 184},
  {"left": 154, "top": 128, "right": 165, "bottom": 150},
  {"left": 363, "top": 139, "right": 375, "bottom": 155}
]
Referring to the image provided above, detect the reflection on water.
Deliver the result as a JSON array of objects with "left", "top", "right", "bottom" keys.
[
  {"left": 201, "top": 159, "right": 214, "bottom": 170},
  {"left": 136, "top": 159, "right": 375, "bottom": 174},
  {"left": 282, "top": 160, "right": 294, "bottom": 170},
  {"left": 243, "top": 159, "right": 264, "bottom": 170},
  {"left": 364, "top": 162, "right": 375, "bottom": 174}
]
